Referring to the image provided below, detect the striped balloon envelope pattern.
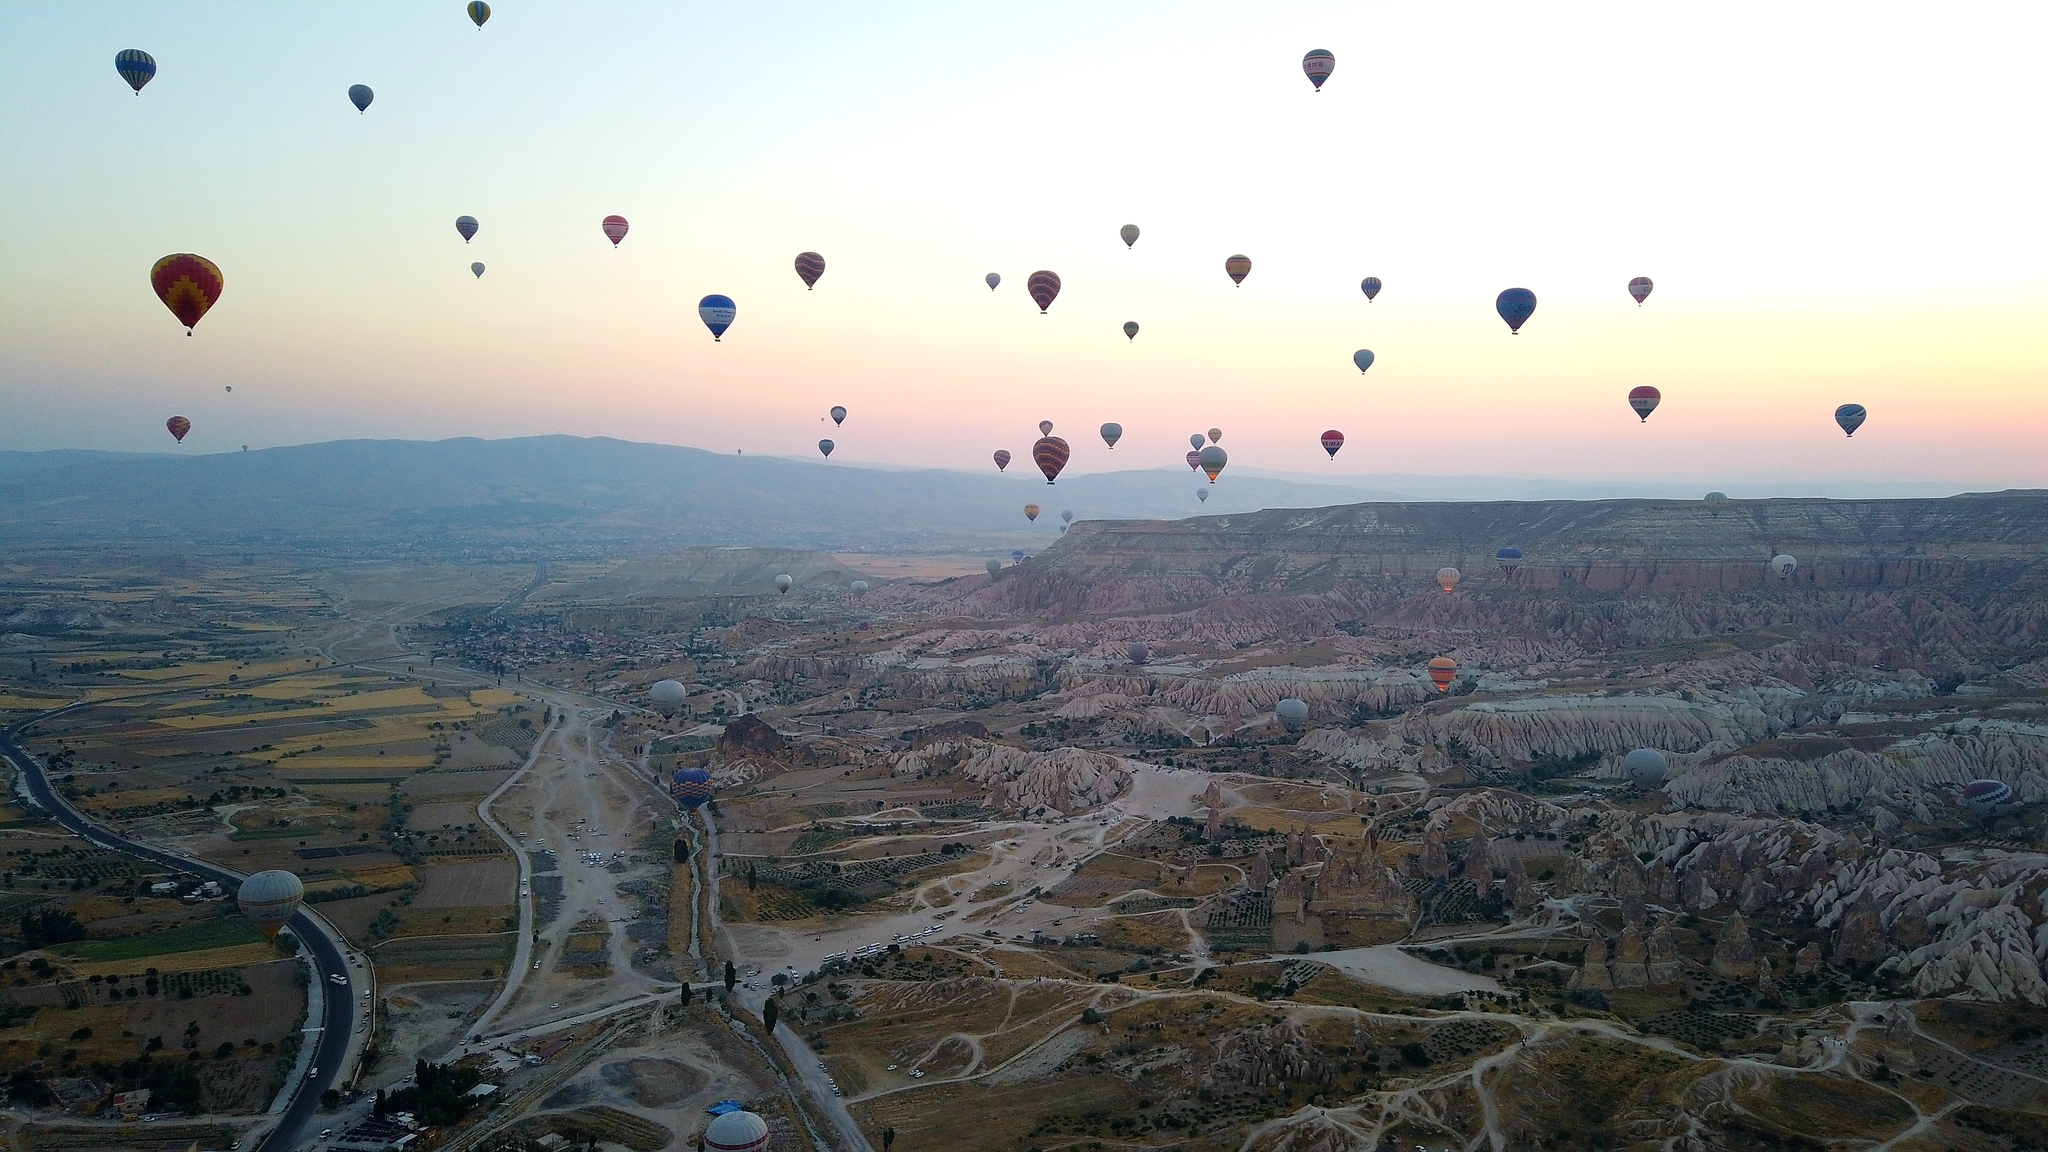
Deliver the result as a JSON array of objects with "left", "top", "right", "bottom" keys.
[
  {"left": 794, "top": 251, "right": 826, "bottom": 289},
  {"left": 992, "top": 449, "right": 1010, "bottom": 472},
  {"left": 1360, "top": 276, "right": 1382, "bottom": 301},
  {"left": 699, "top": 294, "right": 736, "bottom": 340},
  {"left": 1496, "top": 546, "right": 1523, "bottom": 574},
  {"left": 1224, "top": 254, "right": 1251, "bottom": 285},
  {"left": 602, "top": 215, "right": 629, "bottom": 246},
  {"left": 1024, "top": 504, "right": 1040, "bottom": 522},
  {"left": 1961, "top": 779, "right": 2012, "bottom": 818},
  {"left": 1835, "top": 404, "right": 1867, "bottom": 437},
  {"left": 467, "top": 1, "right": 491, "bottom": 28},
  {"left": 1629, "top": 276, "right": 1653, "bottom": 305},
  {"left": 672, "top": 767, "right": 714, "bottom": 811},
  {"left": 1302, "top": 49, "right": 1335, "bottom": 90},
  {"left": 1321, "top": 429, "right": 1344, "bottom": 458},
  {"left": 1496, "top": 287, "right": 1536, "bottom": 333},
  {"left": 1027, "top": 270, "right": 1061, "bottom": 312},
  {"left": 151, "top": 253, "right": 224, "bottom": 333},
  {"left": 165, "top": 416, "right": 191, "bottom": 443},
  {"left": 116, "top": 49, "right": 156, "bottom": 93},
  {"left": 1186, "top": 449, "right": 1201, "bottom": 471},
  {"left": 1033, "top": 436, "right": 1070, "bottom": 484},
  {"left": 1629, "top": 386, "right": 1661, "bottom": 422},
  {"left": 1427, "top": 656, "right": 1458, "bottom": 692}
]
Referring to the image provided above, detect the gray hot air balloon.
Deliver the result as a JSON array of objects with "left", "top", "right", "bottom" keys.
[
  {"left": 471, "top": 262, "right": 485, "bottom": 278},
  {"left": 1189, "top": 433, "right": 1205, "bottom": 450},
  {"left": 1127, "top": 642, "right": 1148, "bottom": 665},
  {"left": 1195, "top": 487, "right": 1209, "bottom": 503},
  {"left": 236, "top": 870, "right": 304, "bottom": 938},
  {"left": 1120, "top": 224, "right": 1140, "bottom": 248},
  {"left": 1060, "top": 509, "right": 1074, "bottom": 524},
  {"left": 985, "top": 272, "right": 1001, "bottom": 291},
  {"left": 1624, "top": 748, "right": 1668, "bottom": 790},
  {"left": 986, "top": 559, "right": 1002, "bottom": 575},
  {"left": 830, "top": 406, "right": 847, "bottom": 425},
  {"left": 1275, "top": 698, "right": 1309, "bottom": 732},
  {"left": 818, "top": 439, "right": 834, "bottom": 457},
  {"left": 849, "top": 579, "right": 869, "bottom": 594},
  {"left": 1100, "top": 422, "right": 1122, "bottom": 448},
  {"left": 1704, "top": 491, "right": 1729, "bottom": 517},
  {"left": 650, "top": 680, "right": 687, "bottom": 712},
  {"left": 774, "top": 574, "right": 793, "bottom": 594}
]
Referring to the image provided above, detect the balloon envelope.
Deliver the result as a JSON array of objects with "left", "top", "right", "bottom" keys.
[
  {"left": 116, "top": 49, "right": 156, "bottom": 93},
  {"left": 1195, "top": 487, "right": 1209, "bottom": 503},
  {"left": 166, "top": 416, "right": 190, "bottom": 443},
  {"left": 1197, "top": 444, "right": 1227, "bottom": 483},
  {"left": 1039, "top": 420, "right": 1054, "bottom": 436},
  {"left": 1629, "top": 276, "right": 1653, "bottom": 304},
  {"left": 1224, "top": 255, "right": 1251, "bottom": 285},
  {"left": 1704, "top": 491, "right": 1729, "bottom": 517},
  {"left": 236, "top": 870, "right": 304, "bottom": 938},
  {"left": 1302, "top": 49, "right": 1335, "bottom": 90},
  {"left": 1961, "top": 779, "right": 2012, "bottom": 818},
  {"left": 1360, "top": 276, "right": 1382, "bottom": 301},
  {"left": 468, "top": 1, "right": 491, "bottom": 27},
  {"left": 1276, "top": 697, "right": 1310, "bottom": 731},
  {"left": 1024, "top": 504, "right": 1040, "bottom": 522},
  {"left": 1100, "top": 422, "right": 1122, "bottom": 448},
  {"left": 986, "top": 559, "right": 1002, "bottom": 574},
  {"left": 794, "top": 251, "right": 826, "bottom": 289},
  {"left": 1496, "top": 547, "right": 1522, "bottom": 574},
  {"left": 1207, "top": 428, "right": 1222, "bottom": 444},
  {"left": 1625, "top": 748, "right": 1668, "bottom": 789},
  {"left": 985, "top": 272, "right": 1001, "bottom": 291},
  {"left": 1027, "top": 271, "right": 1061, "bottom": 312},
  {"left": 1629, "top": 386, "right": 1661, "bottom": 422},
  {"left": 850, "top": 580, "right": 868, "bottom": 594},
  {"left": 602, "top": 215, "right": 629, "bottom": 246},
  {"left": 471, "top": 262, "right": 485, "bottom": 278},
  {"left": 1353, "top": 349, "right": 1374, "bottom": 373},
  {"left": 1185, "top": 450, "right": 1201, "bottom": 471},
  {"left": 774, "top": 574, "right": 793, "bottom": 594},
  {"left": 348, "top": 83, "right": 373, "bottom": 112},
  {"left": 1496, "top": 288, "right": 1537, "bottom": 333},
  {"left": 1436, "top": 567, "right": 1461, "bottom": 593},
  {"left": 456, "top": 215, "right": 478, "bottom": 242},
  {"left": 1321, "top": 430, "right": 1344, "bottom": 458},
  {"left": 993, "top": 449, "right": 1011, "bottom": 472},
  {"left": 650, "top": 680, "right": 687, "bottom": 711},
  {"left": 699, "top": 294, "right": 736, "bottom": 340},
  {"left": 1012, "top": 549, "right": 1025, "bottom": 561},
  {"left": 1033, "top": 436, "right": 1070, "bottom": 484},
  {"left": 1770, "top": 554, "right": 1797, "bottom": 579},
  {"left": 830, "top": 406, "right": 847, "bottom": 425},
  {"left": 1189, "top": 433, "right": 1206, "bottom": 450},
  {"left": 818, "top": 439, "right": 834, "bottom": 457},
  {"left": 1427, "top": 656, "right": 1457, "bottom": 693},
  {"left": 1124, "top": 321, "right": 1139, "bottom": 341},
  {"left": 673, "top": 767, "right": 713, "bottom": 810},
  {"left": 1060, "top": 509, "right": 1074, "bottom": 524},
  {"left": 1835, "top": 403, "right": 1867, "bottom": 436},
  {"left": 1120, "top": 224, "right": 1140, "bottom": 248},
  {"left": 151, "top": 253, "right": 224, "bottom": 332},
  {"left": 1127, "top": 642, "right": 1148, "bottom": 665}
]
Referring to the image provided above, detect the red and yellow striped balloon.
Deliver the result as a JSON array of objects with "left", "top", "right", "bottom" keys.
[
  {"left": 1032, "top": 435, "right": 1070, "bottom": 484},
  {"left": 151, "top": 254, "right": 223, "bottom": 333}
]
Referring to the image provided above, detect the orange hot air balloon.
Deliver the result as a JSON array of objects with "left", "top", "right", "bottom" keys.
[
  {"left": 1427, "top": 656, "right": 1458, "bottom": 693},
  {"left": 165, "top": 415, "right": 191, "bottom": 442},
  {"left": 1024, "top": 504, "right": 1040, "bottom": 522},
  {"left": 1033, "top": 436, "right": 1070, "bottom": 484},
  {"left": 151, "top": 254, "right": 223, "bottom": 334}
]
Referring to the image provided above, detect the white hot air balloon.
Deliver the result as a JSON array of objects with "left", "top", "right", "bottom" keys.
[
  {"left": 774, "top": 574, "right": 793, "bottom": 594},
  {"left": 850, "top": 579, "right": 869, "bottom": 594},
  {"left": 650, "top": 680, "right": 687, "bottom": 712},
  {"left": 1624, "top": 748, "right": 1668, "bottom": 789},
  {"left": 703, "top": 1110, "right": 771, "bottom": 1152},
  {"left": 1770, "top": 554, "right": 1797, "bottom": 580},
  {"left": 1275, "top": 698, "right": 1309, "bottom": 732},
  {"left": 236, "top": 870, "right": 304, "bottom": 938}
]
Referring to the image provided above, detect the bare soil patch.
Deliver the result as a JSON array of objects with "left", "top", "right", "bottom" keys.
[{"left": 414, "top": 859, "right": 517, "bottom": 908}]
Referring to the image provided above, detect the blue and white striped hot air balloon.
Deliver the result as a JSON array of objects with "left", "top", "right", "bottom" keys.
[{"left": 699, "top": 295, "right": 736, "bottom": 341}]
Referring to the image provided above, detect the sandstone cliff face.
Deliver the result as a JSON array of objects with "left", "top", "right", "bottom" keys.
[{"left": 891, "top": 739, "right": 1133, "bottom": 816}]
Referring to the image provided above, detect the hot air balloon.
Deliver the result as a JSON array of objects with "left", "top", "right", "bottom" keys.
[
  {"left": 1012, "top": 549, "right": 1026, "bottom": 562},
  {"left": 818, "top": 439, "right": 834, "bottom": 457},
  {"left": 236, "top": 870, "right": 304, "bottom": 938},
  {"left": 151, "top": 254, "right": 223, "bottom": 334},
  {"left": 1224, "top": 255, "right": 1251, "bottom": 285},
  {"left": 699, "top": 295, "right": 736, "bottom": 341},
  {"left": 1033, "top": 436, "right": 1070, "bottom": 484},
  {"left": 602, "top": 215, "right": 629, "bottom": 246},
  {"left": 471, "top": 262, "right": 485, "bottom": 278},
  {"left": 1024, "top": 504, "right": 1040, "bottom": 522},
  {"left": 224, "top": 386, "right": 231, "bottom": 393},
  {"left": 1353, "top": 349, "right": 1375, "bottom": 374},
  {"left": 1495, "top": 547, "right": 1522, "bottom": 575},
  {"left": 1060, "top": 509, "right": 1074, "bottom": 525},
  {"left": 673, "top": 767, "right": 714, "bottom": 810},
  {"left": 1426, "top": 656, "right": 1458, "bottom": 693},
  {"left": 1124, "top": 321, "right": 1139, "bottom": 341},
  {"left": 1629, "top": 276, "right": 1653, "bottom": 305},
  {"left": 829, "top": 406, "right": 847, "bottom": 426},
  {"left": 1624, "top": 748, "right": 1668, "bottom": 790},
  {"left": 1189, "top": 433, "right": 1206, "bottom": 450},
  {"left": 986, "top": 272, "right": 1001, "bottom": 291},
  {"left": 1127, "top": 642, "right": 1149, "bottom": 665},
  {"left": 1039, "top": 420, "right": 1055, "bottom": 436},
  {"left": 1704, "top": 491, "right": 1728, "bottom": 517},
  {"left": 1629, "top": 386, "right": 1661, "bottom": 422},
  {"left": 650, "top": 680, "right": 687, "bottom": 712},
  {"left": 1207, "top": 428, "right": 1222, "bottom": 444},
  {"left": 166, "top": 416, "right": 191, "bottom": 443},
  {"left": 1835, "top": 404, "right": 1867, "bottom": 437},
  {"left": 850, "top": 579, "right": 869, "bottom": 594},
  {"left": 703, "top": 1109, "right": 770, "bottom": 1152},
  {"left": 1770, "top": 554, "right": 1797, "bottom": 580},
  {"left": 1321, "top": 430, "right": 1344, "bottom": 458},
  {"left": 1100, "top": 422, "right": 1122, "bottom": 449},
  {"left": 1960, "top": 779, "right": 2013, "bottom": 820},
  {"left": 1196, "top": 488, "right": 1209, "bottom": 503},
  {"left": 1360, "top": 276, "right": 1381, "bottom": 302},
  {"left": 774, "top": 574, "right": 793, "bottom": 594},
  {"left": 986, "top": 559, "right": 1002, "bottom": 575},
  {"left": 795, "top": 251, "right": 825, "bottom": 289},
  {"left": 348, "top": 84, "right": 374, "bottom": 113},
  {"left": 1027, "top": 271, "right": 1061, "bottom": 313},
  {"left": 1302, "top": 49, "right": 1335, "bottom": 91},
  {"left": 1198, "top": 444, "right": 1226, "bottom": 483},
  {"left": 993, "top": 450, "right": 1011, "bottom": 472},
  {"left": 455, "top": 215, "right": 478, "bottom": 242},
  {"left": 1496, "top": 288, "right": 1536, "bottom": 334},
  {"left": 468, "top": 1, "right": 491, "bottom": 28},
  {"left": 1120, "top": 224, "right": 1140, "bottom": 248},
  {"left": 1186, "top": 450, "right": 1201, "bottom": 471},
  {"left": 1436, "top": 567, "right": 1461, "bottom": 594},
  {"left": 115, "top": 49, "right": 156, "bottom": 94},
  {"left": 1275, "top": 698, "right": 1310, "bottom": 732}
]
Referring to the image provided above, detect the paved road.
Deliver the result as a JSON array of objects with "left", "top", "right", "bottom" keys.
[{"left": 0, "top": 708, "right": 353, "bottom": 1152}]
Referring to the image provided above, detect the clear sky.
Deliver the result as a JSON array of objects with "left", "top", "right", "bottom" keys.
[{"left": 3, "top": 2, "right": 2044, "bottom": 494}]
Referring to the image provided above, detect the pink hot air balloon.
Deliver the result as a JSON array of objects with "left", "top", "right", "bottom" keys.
[
  {"left": 1628, "top": 386, "right": 1661, "bottom": 422},
  {"left": 1320, "top": 430, "right": 1344, "bottom": 459},
  {"left": 602, "top": 215, "right": 629, "bottom": 247},
  {"left": 1185, "top": 449, "right": 1201, "bottom": 471}
]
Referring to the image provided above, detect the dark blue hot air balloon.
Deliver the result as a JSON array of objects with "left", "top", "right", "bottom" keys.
[
  {"left": 116, "top": 50, "right": 156, "bottom": 94},
  {"left": 1496, "top": 288, "right": 1536, "bottom": 334},
  {"left": 1495, "top": 546, "right": 1522, "bottom": 576},
  {"left": 348, "top": 84, "right": 374, "bottom": 113},
  {"left": 1835, "top": 403, "right": 1867, "bottom": 437},
  {"left": 673, "top": 767, "right": 713, "bottom": 811},
  {"left": 699, "top": 295, "right": 736, "bottom": 341}
]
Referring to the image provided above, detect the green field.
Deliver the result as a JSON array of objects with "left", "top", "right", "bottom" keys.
[{"left": 57, "top": 914, "right": 268, "bottom": 961}]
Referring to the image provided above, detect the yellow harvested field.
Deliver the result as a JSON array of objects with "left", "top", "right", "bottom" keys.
[
  {"left": 278, "top": 756, "right": 437, "bottom": 770},
  {"left": 0, "top": 695, "right": 70, "bottom": 711},
  {"left": 155, "top": 686, "right": 481, "bottom": 731},
  {"left": 342, "top": 863, "right": 417, "bottom": 888},
  {"left": 68, "top": 942, "right": 280, "bottom": 979},
  {"left": 468, "top": 689, "right": 524, "bottom": 707},
  {"left": 263, "top": 719, "right": 435, "bottom": 755}
]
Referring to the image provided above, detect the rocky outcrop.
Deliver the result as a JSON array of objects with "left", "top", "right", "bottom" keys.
[
  {"left": 1646, "top": 925, "right": 1684, "bottom": 985},
  {"left": 891, "top": 740, "right": 1131, "bottom": 816},
  {"left": 1612, "top": 924, "right": 1650, "bottom": 989},
  {"left": 714, "top": 713, "right": 786, "bottom": 762},
  {"left": 1712, "top": 913, "right": 1758, "bottom": 979},
  {"left": 1832, "top": 892, "right": 1885, "bottom": 968},
  {"left": 1571, "top": 935, "right": 1613, "bottom": 991},
  {"left": 1310, "top": 850, "right": 1413, "bottom": 919}
]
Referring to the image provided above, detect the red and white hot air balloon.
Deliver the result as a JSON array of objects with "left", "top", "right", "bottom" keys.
[
  {"left": 602, "top": 215, "right": 629, "bottom": 247},
  {"left": 1320, "top": 430, "right": 1344, "bottom": 459},
  {"left": 1628, "top": 386, "right": 1661, "bottom": 422}
]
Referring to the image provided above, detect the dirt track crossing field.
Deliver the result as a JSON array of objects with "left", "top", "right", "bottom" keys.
[{"left": 415, "top": 859, "right": 518, "bottom": 908}]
